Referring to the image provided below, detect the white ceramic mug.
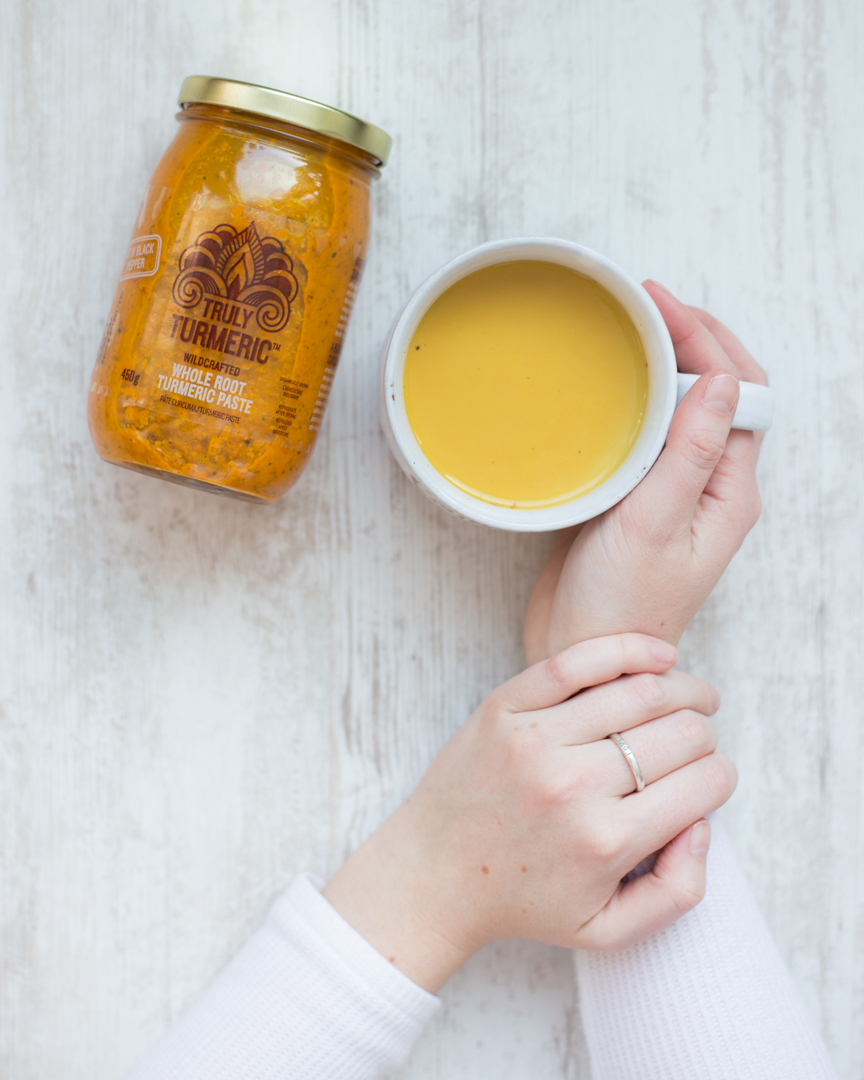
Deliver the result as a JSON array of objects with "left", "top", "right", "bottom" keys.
[{"left": 379, "top": 238, "right": 774, "bottom": 532}]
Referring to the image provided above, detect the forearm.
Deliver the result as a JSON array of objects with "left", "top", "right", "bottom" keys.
[
  {"left": 126, "top": 874, "right": 439, "bottom": 1080},
  {"left": 576, "top": 817, "right": 838, "bottom": 1080}
]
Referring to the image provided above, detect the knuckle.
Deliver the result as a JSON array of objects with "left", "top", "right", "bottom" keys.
[
  {"left": 532, "top": 767, "right": 574, "bottom": 808},
  {"left": 669, "top": 874, "right": 707, "bottom": 914},
  {"left": 701, "top": 754, "right": 736, "bottom": 805},
  {"left": 629, "top": 673, "right": 669, "bottom": 711},
  {"left": 702, "top": 679, "right": 721, "bottom": 714},
  {"left": 675, "top": 711, "right": 716, "bottom": 755},
  {"left": 617, "top": 632, "right": 651, "bottom": 670},
  {"left": 692, "top": 308, "right": 722, "bottom": 341},
  {"left": 583, "top": 822, "right": 626, "bottom": 863},
  {"left": 716, "top": 753, "right": 739, "bottom": 792},
  {"left": 677, "top": 672, "right": 717, "bottom": 713},
  {"left": 503, "top": 734, "right": 535, "bottom": 770},
  {"left": 687, "top": 429, "right": 725, "bottom": 469},
  {"left": 543, "top": 650, "right": 572, "bottom": 692}
]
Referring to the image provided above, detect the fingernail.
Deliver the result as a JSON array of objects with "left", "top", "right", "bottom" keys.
[
  {"left": 652, "top": 640, "right": 677, "bottom": 664},
  {"left": 710, "top": 686, "right": 721, "bottom": 712},
  {"left": 702, "top": 373, "right": 739, "bottom": 415},
  {"left": 644, "top": 279, "right": 669, "bottom": 295},
  {"left": 689, "top": 819, "right": 711, "bottom": 859}
]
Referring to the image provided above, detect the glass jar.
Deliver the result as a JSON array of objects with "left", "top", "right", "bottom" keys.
[{"left": 88, "top": 76, "right": 391, "bottom": 502}]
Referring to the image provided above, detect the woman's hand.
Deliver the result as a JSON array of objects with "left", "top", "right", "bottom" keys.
[
  {"left": 323, "top": 633, "right": 735, "bottom": 992},
  {"left": 524, "top": 283, "right": 768, "bottom": 663}
]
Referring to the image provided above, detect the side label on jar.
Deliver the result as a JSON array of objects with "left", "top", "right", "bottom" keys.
[{"left": 121, "top": 234, "right": 162, "bottom": 280}]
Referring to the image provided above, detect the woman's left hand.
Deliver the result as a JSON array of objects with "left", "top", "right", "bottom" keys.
[{"left": 323, "top": 633, "right": 733, "bottom": 992}]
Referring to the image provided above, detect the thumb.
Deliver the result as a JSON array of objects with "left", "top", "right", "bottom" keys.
[
  {"left": 636, "top": 373, "right": 739, "bottom": 526},
  {"left": 577, "top": 819, "right": 711, "bottom": 951}
]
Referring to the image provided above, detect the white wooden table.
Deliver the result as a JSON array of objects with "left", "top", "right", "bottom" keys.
[{"left": 1, "top": 1, "right": 862, "bottom": 1076}]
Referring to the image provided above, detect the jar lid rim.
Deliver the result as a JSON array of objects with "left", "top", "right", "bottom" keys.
[{"left": 178, "top": 76, "right": 392, "bottom": 165}]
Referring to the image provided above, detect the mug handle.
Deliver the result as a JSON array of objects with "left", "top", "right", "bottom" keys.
[{"left": 676, "top": 373, "right": 774, "bottom": 432}]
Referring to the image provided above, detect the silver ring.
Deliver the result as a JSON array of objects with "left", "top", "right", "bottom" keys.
[{"left": 608, "top": 732, "right": 645, "bottom": 793}]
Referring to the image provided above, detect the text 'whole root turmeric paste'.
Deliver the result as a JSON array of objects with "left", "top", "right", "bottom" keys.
[{"left": 89, "top": 76, "right": 391, "bottom": 502}]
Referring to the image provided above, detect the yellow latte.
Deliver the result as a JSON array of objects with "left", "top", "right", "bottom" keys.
[{"left": 404, "top": 261, "right": 649, "bottom": 508}]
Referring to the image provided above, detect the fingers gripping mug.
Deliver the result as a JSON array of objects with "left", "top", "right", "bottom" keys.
[{"left": 379, "top": 238, "right": 773, "bottom": 532}]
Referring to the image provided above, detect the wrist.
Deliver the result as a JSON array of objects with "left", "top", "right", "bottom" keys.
[{"left": 322, "top": 807, "right": 478, "bottom": 993}]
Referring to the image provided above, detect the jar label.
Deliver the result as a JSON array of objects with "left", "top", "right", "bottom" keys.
[
  {"left": 92, "top": 203, "right": 365, "bottom": 500},
  {"left": 131, "top": 218, "right": 308, "bottom": 430}
]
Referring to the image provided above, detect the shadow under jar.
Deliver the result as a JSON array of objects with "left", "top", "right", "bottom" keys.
[{"left": 89, "top": 76, "right": 391, "bottom": 502}]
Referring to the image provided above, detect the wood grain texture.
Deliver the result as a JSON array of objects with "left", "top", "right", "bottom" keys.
[{"left": 0, "top": 0, "right": 861, "bottom": 1076}]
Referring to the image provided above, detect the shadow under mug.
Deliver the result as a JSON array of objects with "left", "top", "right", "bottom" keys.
[{"left": 379, "top": 238, "right": 774, "bottom": 533}]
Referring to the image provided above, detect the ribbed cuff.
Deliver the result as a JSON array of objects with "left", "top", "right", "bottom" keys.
[
  {"left": 127, "top": 874, "right": 439, "bottom": 1080},
  {"left": 277, "top": 873, "right": 441, "bottom": 1028}
]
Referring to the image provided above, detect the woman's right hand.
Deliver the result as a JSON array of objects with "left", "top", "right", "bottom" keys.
[
  {"left": 322, "top": 633, "right": 735, "bottom": 992},
  {"left": 524, "top": 285, "right": 769, "bottom": 663}
]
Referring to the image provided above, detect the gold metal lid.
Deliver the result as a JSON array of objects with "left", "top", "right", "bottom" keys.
[{"left": 178, "top": 75, "right": 392, "bottom": 165}]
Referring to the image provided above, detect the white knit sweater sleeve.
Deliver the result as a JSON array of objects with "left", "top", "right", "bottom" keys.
[
  {"left": 576, "top": 817, "right": 839, "bottom": 1080},
  {"left": 126, "top": 873, "right": 440, "bottom": 1080}
]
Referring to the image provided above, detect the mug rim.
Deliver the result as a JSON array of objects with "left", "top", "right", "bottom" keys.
[{"left": 379, "top": 237, "right": 678, "bottom": 532}]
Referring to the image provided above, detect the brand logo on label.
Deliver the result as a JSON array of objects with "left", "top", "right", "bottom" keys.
[
  {"left": 172, "top": 222, "right": 299, "bottom": 333},
  {"left": 121, "top": 234, "right": 162, "bottom": 280}
]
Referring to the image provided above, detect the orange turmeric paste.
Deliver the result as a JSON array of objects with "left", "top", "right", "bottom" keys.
[{"left": 89, "top": 79, "right": 390, "bottom": 502}]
